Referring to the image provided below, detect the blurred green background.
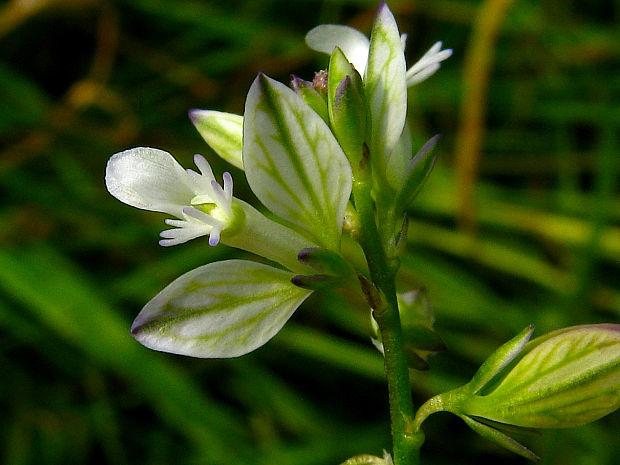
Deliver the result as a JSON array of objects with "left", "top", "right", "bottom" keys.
[{"left": 1, "top": 0, "right": 618, "bottom": 464}]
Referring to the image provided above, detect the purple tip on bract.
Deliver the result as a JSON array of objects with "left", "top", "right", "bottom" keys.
[
  {"left": 188, "top": 109, "right": 203, "bottom": 124},
  {"left": 130, "top": 316, "right": 145, "bottom": 336},
  {"left": 408, "top": 134, "right": 441, "bottom": 172},
  {"left": 334, "top": 75, "right": 351, "bottom": 111},
  {"left": 290, "top": 75, "right": 312, "bottom": 93}
]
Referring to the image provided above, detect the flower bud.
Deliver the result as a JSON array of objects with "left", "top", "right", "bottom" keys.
[
  {"left": 297, "top": 247, "right": 352, "bottom": 278},
  {"left": 291, "top": 273, "right": 339, "bottom": 291},
  {"left": 463, "top": 324, "right": 620, "bottom": 429},
  {"left": 328, "top": 47, "right": 367, "bottom": 170},
  {"left": 188, "top": 110, "right": 244, "bottom": 170},
  {"left": 290, "top": 75, "right": 329, "bottom": 124},
  {"left": 413, "top": 324, "right": 620, "bottom": 461}
]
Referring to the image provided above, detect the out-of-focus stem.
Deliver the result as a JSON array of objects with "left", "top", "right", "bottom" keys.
[{"left": 454, "top": 0, "right": 516, "bottom": 232}]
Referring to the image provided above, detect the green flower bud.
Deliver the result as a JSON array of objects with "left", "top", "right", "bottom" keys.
[
  {"left": 290, "top": 75, "right": 330, "bottom": 124},
  {"left": 291, "top": 273, "right": 339, "bottom": 291},
  {"left": 464, "top": 324, "right": 620, "bottom": 429},
  {"left": 328, "top": 47, "right": 367, "bottom": 170},
  {"left": 413, "top": 324, "right": 620, "bottom": 461},
  {"left": 297, "top": 247, "right": 352, "bottom": 278}
]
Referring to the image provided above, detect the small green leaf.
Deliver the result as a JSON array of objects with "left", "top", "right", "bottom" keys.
[
  {"left": 243, "top": 73, "right": 352, "bottom": 251},
  {"left": 460, "top": 415, "right": 540, "bottom": 462},
  {"left": 189, "top": 110, "right": 244, "bottom": 170},
  {"left": 364, "top": 2, "right": 407, "bottom": 179},
  {"left": 131, "top": 260, "right": 312, "bottom": 358},
  {"left": 468, "top": 325, "right": 535, "bottom": 395}
]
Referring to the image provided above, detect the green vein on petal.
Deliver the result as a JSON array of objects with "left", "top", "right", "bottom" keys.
[{"left": 131, "top": 260, "right": 312, "bottom": 358}]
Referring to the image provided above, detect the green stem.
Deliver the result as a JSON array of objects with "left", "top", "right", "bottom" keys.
[{"left": 351, "top": 170, "right": 423, "bottom": 465}]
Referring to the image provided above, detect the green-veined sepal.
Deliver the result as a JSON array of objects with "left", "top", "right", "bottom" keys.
[
  {"left": 364, "top": 2, "right": 407, "bottom": 181},
  {"left": 131, "top": 260, "right": 312, "bottom": 358},
  {"left": 243, "top": 73, "right": 353, "bottom": 251},
  {"left": 468, "top": 325, "right": 535, "bottom": 395},
  {"left": 460, "top": 415, "right": 540, "bottom": 462},
  {"left": 189, "top": 110, "right": 244, "bottom": 170}
]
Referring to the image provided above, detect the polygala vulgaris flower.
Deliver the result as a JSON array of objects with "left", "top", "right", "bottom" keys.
[{"left": 106, "top": 73, "right": 352, "bottom": 358}]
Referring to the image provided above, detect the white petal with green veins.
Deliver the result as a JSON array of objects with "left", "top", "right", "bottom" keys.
[
  {"left": 131, "top": 260, "right": 312, "bottom": 358},
  {"left": 189, "top": 110, "right": 244, "bottom": 170},
  {"left": 364, "top": 3, "right": 407, "bottom": 177},
  {"left": 243, "top": 73, "right": 352, "bottom": 251}
]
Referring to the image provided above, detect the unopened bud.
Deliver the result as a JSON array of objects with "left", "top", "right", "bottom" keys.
[
  {"left": 290, "top": 75, "right": 329, "bottom": 124},
  {"left": 291, "top": 273, "right": 338, "bottom": 290},
  {"left": 413, "top": 324, "right": 620, "bottom": 461},
  {"left": 328, "top": 47, "right": 367, "bottom": 169}
]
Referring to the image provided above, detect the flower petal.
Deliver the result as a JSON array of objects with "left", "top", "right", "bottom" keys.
[
  {"left": 105, "top": 147, "right": 196, "bottom": 217},
  {"left": 131, "top": 260, "right": 312, "bottom": 358},
  {"left": 189, "top": 110, "right": 244, "bottom": 170},
  {"left": 406, "top": 41, "right": 453, "bottom": 87},
  {"left": 243, "top": 73, "right": 352, "bottom": 251},
  {"left": 364, "top": 3, "right": 407, "bottom": 177},
  {"left": 305, "top": 24, "right": 370, "bottom": 74}
]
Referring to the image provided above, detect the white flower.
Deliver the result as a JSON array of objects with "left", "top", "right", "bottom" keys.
[
  {"left": 106, "top": 73, "right": 353, "bottom": 359},
  {"left": 105, "top": 148, "right": 234, "bottom": 247},
  {"left": 306, "top": 25, "right": 452, "bottom": 87}
]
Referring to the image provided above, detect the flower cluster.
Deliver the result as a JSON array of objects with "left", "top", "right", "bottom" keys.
[
  {"left": 106, "top": 2, "right": 449, "bottom": 359},
  {"left": 106, "top": 4, "right": 620, "bottom": 463}
]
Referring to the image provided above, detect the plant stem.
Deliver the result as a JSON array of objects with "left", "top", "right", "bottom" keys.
[{"left": 351, "top": 169, "right": 423, "bottom": 465}]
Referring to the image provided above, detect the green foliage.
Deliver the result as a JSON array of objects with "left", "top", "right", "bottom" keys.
[{"left": 0, "top": 1, "right": 618, "bottom": 464}]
